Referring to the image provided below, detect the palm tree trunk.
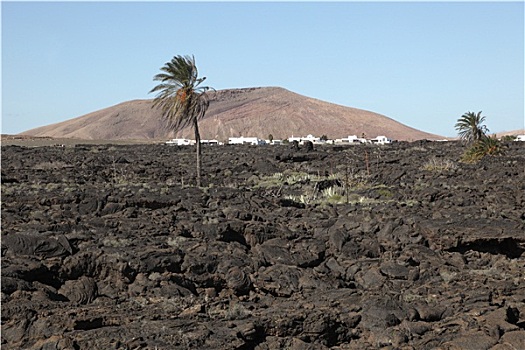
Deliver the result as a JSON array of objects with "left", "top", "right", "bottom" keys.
[{"left": 194, "top": 120, "right": 202, "bottom": 187}]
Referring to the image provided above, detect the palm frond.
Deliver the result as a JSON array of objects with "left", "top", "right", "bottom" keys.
[
  {"left": 461, "top": 135, "right": 504, "bottom": 163},
  {"left": 149, "top": 54, "right": 212, "bottom": 134},
  {"left": 455, "top": 111, "right": 489, "bottom": 143}
]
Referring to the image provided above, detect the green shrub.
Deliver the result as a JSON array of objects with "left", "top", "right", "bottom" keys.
[{"left": 500, "top": 135, "right": 516, "bottom": 142}]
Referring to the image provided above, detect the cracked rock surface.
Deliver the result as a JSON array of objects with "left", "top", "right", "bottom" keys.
[{"left": 2, "top": 141, "right": 524, "bottom": 349}]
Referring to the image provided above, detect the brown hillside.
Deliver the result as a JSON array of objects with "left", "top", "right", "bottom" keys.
[
  {"left": 22, "top": 87, "right": 442, "bottom": 141},
  {"left": 495, "top": 129, "right": 525, "bottom": 137}
]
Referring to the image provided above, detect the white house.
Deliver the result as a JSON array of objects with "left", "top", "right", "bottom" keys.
[
  {"left": 165, "top": 138, "right": 195, "bottom": 146},
  {"left": 370, "top": 136, "right": 392, "bottom": 145},
  {"left": 334, "top": 135, "right": 368, "bottom": 144},
  {"left": 515, "top": 135, "right": 525, "bottom": 142},
  {"left": 303, "top": 134, "right": 320, "bottom": 143},
  {"left": 287, "top": 134, "right": 323, "bottom": 144},
  {"left": 201, "top": 139, "right": 222, "bottom": 145},
  {"left": 228, "top": 136, "right": 266, "bottom": 145}
]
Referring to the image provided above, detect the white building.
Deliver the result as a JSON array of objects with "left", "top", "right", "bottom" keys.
[
  {"left": 165, "top": 138, "right": 195, "bottom": 146},
  {"left": 334, "top": 135, "right": 368, "bottom": 144},
  {"left": 228, "top": 136, "right": 266, "bottom": 145},
  {"left": 515, "top": 135, "right": 525, "bottom": 142},
  {"left": 370, "top": 136, "right": 392, "bottom": 145},
  {"left": 287, "top": 134, "right": 323, "bottom": 144},
  {"left": 166, "top": 138, "right": 222, "bottom": 146},
  {"left": 201, "top": 139, "right": 222, "bottom": 145}
]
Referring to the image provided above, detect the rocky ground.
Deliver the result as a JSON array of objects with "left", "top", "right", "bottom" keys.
[{"left": 1, "top": 141, "right": 524, "bottom": 350}]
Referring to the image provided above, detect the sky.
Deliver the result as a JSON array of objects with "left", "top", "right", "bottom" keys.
[{"left": 2, "top": 1, "right": 524, "bottom": 137}]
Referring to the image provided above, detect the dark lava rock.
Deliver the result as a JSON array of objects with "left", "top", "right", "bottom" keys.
[
  {"left": 2, "top": 142, "right": 525, "bottom": 349},
  {"left": 58, "top": 276, "right": 98, "bottom": 304}
]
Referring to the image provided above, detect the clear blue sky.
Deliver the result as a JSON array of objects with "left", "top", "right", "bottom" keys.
[{"left": 2, "top": 1, "right": 524, "bottom": 137}]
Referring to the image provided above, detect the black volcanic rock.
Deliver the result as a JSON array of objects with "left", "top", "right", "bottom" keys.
[{"left": 1, "top": 141, "right": 524, "bottom": 349}]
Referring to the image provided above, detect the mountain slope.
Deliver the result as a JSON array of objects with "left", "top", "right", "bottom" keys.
[{"left": 22, "top": 87, "right": 442, "bottom": 141}]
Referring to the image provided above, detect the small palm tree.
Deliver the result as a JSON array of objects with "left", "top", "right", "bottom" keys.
[
  {"left": 455, "top": 111, "right": 489, "bottom": 143},
  {"left": 150, "top": 55, "right": 212, "bottom": 187},
  {"left": 461, "top": 135, "right": 504, "bottom": 163}
]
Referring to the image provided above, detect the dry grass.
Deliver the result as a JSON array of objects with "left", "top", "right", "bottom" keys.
[{"left": 422, "top": 157, "right": 457, "bottom": 172}]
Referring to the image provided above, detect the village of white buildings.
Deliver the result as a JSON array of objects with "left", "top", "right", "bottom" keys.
[
  {"left": 166, "top": 133, "right": 525, "bottom": 146},
  {"left": 166, "top": 134, "right": 395, "bottom": 146}
]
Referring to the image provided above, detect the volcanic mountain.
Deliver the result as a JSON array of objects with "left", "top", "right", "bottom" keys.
[{"left": 22, "top": 87, "right": 441, "bottom": 141}]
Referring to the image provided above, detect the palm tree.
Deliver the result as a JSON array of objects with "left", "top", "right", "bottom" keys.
[
  {"left": 455, "top": 111, "right": 489, "bottom": 143},
  {"left": 461, "top": 134, "right": 504, "bottom": 163},
  {"left": 150, "top": 55, "right": 212, "bottom": 187}
]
